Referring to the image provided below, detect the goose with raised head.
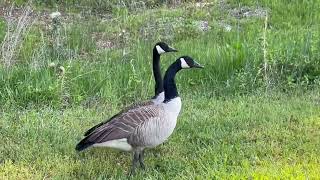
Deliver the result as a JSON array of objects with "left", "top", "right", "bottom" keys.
[
  {"left": 75, "top": 56, "right": 203, "bottom": 175},
  {"left": 83, "top": 42, "right": 177, "bottom": 136}
]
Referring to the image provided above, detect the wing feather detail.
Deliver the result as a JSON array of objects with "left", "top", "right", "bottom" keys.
[
  {"left": 83, "top": 100, "right": 154, "bottom": 136},
  {"left": 78, "top": 104, "right": 162, "bottom": 147}
]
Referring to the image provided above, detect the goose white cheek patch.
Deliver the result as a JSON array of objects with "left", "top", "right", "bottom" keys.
[
  {"left": 156, "top": 45, "right": 166, "bottom": 54},
  {"left": 180, "top": 58, "right": 190, "bottom": 68}
]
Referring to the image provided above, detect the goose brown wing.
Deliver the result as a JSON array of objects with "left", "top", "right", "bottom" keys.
[
  {"left": 83, "top": 100, "right": 154, "bottom": 136},
  {"left": 80, "top": 105, "right": 161, "bottom": 145}
]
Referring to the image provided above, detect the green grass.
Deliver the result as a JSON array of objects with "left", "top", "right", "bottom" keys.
[
  {"left": 0, "top": 0, "right": 319, "bottom": 107},
  {"left": 1, "top": 91, "right": 320, "bottom": 179},
  {"left": 1, "top": 0, "right": 320, "bottom": 179}
]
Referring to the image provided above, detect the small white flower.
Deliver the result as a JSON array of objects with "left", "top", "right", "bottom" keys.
[
  {"left": 58, "top": 66, "right": 65, "bottom": 75},
  {"left": 48, "top": 62, "right": 56, "bottom": 68},
  {"left": 225, "top": 25, "right": 232, "bottom": 32},
  {"left": 50, "top": 12, "right": 61, "bottom": 19}
]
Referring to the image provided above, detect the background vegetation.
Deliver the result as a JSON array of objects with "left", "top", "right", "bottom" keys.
[{"left": 1, "top": 0, "right": 319, "bottom": 179}]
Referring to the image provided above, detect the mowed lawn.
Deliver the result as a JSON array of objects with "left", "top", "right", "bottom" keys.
[
  {"left": 1, "top": 0, "right": 320, "bottom": 179},
  {"left": 1, "top": 91, "right": 319, "bottom": 179}
]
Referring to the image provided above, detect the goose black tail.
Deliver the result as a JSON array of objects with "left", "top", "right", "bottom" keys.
[
  {"left": 84, "top": 123, "right": 103, "bottom": 136},
  {"left": 84, "top": 113, "right": 121, "bottom": 136},
  {"left": 75, "top": 137, "right": 94, "bottom": 151}
]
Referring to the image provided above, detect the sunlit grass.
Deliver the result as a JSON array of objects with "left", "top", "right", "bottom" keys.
[
  {"left": 1, "top": 0, "right": 320, "bottom": 179},
  {"left": 1, "top": 91, "right": 319, "bottom": 179}
]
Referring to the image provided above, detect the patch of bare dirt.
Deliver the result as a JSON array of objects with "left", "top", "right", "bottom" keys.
[
  {"left": 0, "top": 5, "right": 118, "bottom": 51},
  {"left": 92, "top": 32, "right": 117, "bottom": 50},
  {"left": 195, "top": 20, "right": 210, "bottom": 32},
  {"left": 230, "top": 6, "right": 268, "bottom": 19},
  {"left": 217, "top": 0, "right": 268, "bottom": 19}
]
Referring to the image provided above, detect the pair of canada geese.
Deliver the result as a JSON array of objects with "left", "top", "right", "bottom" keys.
[{"left": 75, "top": 42, "right": 203, "bottom": 175}]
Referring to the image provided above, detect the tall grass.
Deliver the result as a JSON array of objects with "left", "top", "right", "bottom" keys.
[
  {"left": 0, "top": 0, "right": 320, "bottom": 108},
  {"left": 1, "top": 1, "right": 320, "bottom": 179}
]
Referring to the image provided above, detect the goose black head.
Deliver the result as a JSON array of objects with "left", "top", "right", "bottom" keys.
[
  {"left": 154, "top": 42, "right": 178, "bottom": 55},
  {"left": 179, "top": 56, "right": 204, "bottom": 69}
]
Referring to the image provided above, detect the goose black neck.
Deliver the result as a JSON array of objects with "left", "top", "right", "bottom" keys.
[
  {"left": 152, "top": 48, "right": 163, "bottom": 98},
  {"left": 163, "top": 61, "right": 181, "bottom": 103}
]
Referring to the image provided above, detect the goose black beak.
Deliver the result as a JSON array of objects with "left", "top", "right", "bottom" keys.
[
  {"left": 168, "top": 46, "right": 178, "bottom": 52},
  {"left": 193, "top": 61, "right": 204, "bottom": 68}
]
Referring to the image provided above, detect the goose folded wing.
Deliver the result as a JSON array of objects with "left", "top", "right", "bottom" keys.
[
  {"left": 83, "top": 100, "right": 154, "bottom": 136},
  {"left": 83, "top": 105, "right": 160, "bottom": 144}
]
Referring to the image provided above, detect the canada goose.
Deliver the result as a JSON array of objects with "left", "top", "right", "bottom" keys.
[
  {"left": 76, "top": 56, "right": 203, "bottom": 175},
  {"left": 83, "top": 42, "right": 177, "bottom": 136}
]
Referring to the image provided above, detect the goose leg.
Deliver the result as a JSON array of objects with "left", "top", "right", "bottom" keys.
[
  {"left": 139, "top": 150, "right": 145, "bottom": 170},
  {"left": 129, "top": 151, "right": 139, "bottom": 176}
]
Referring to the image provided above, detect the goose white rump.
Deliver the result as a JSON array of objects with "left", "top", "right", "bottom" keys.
[{"left": 93, "top": 138, "right": 133, "bottom": 151}]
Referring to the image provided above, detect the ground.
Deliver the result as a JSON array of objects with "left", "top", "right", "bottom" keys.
[
  {"left": 1, "top": 91, "right": 320, "bottom": 179},
  {"left": 0, "top": 0, "right": 320, "bottom": 179}
]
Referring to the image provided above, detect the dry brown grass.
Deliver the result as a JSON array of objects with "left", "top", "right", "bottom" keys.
[{"left": 0, "top": 6, "right": 34, "bottom": 68}]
